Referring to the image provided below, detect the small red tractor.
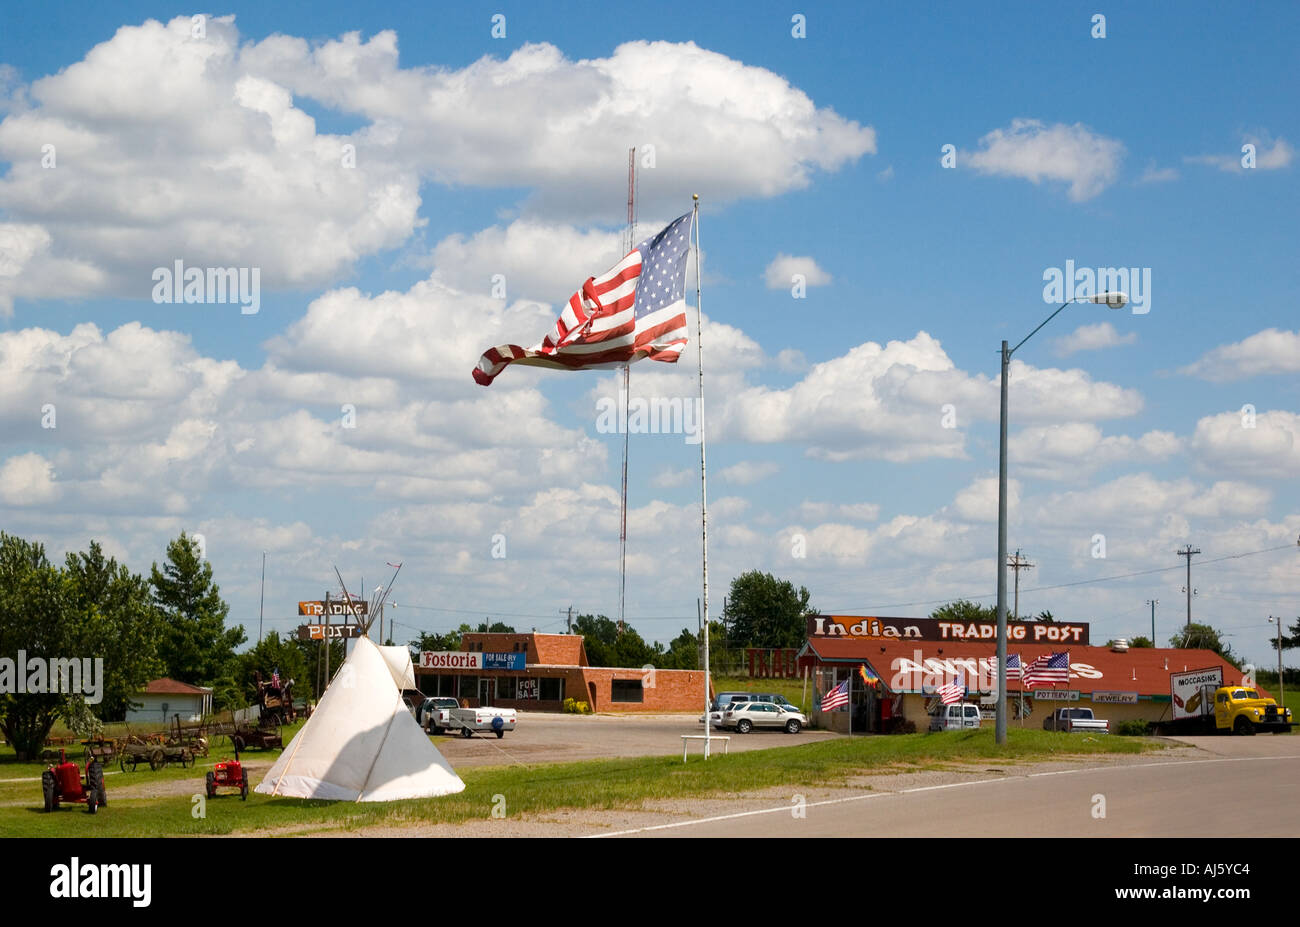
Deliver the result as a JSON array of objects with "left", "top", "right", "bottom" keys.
[
  {"left": 206, "top": 745, "right": 249, "bottom": 801},
  {"left": 41, "top": 749, "right": 108, "bottom": 813}
]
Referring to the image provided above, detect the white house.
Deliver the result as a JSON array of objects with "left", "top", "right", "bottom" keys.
[{"left": 126, "top": 677, "right": 213, "bottom": 725}]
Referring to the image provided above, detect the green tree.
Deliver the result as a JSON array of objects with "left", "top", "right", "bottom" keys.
[
  {"left": 475, "top": 620, "right": 516, "bottom": 633},
  {"left": 150, "top": 532, "right": 245, "bottom": 690},
  {"left": 0, "top": 534, "right": 161, "bottom": 757},
  {"left": 929, "top": 599, "right": 997, "bottom": 623},
  {"left": 1034, "top": 609, "right": 1055, "bottom": 623},
  {"left": 64, "top": 541, "right": 164, "bottom": 720},
  {"left": 1171, "top": 622, "right": 1236, "bottom": 664},
  {"left": 1280, "top": 617, "right": 1300, "bottom": 650},
  {"left": 724, "top": 571, "right": 815, "bottom": 649},
  {"left": 1129, "top": 636, "right": 1154, "bottom": 648}
]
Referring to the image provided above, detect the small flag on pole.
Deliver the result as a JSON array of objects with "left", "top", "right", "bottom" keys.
[
  {"left": 819, "top": 678, "right": 850, "bottom": 711},
  {"left": 1023, "top": 652, "right": 1070, "bottom": 689},
  {"left": 937, "top": 673, "right": 966, "bottom": 705},
  {"left": 1004, "top": 653, "right": 1023, "bottom": 682},
  {"left": 473, "top": 213, "right": 694, "bottom": 385},
  {"left": 271, "top": 667, "right": 281, "bottom": 688}
]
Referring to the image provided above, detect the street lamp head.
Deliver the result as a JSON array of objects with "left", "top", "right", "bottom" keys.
[{"left": 1087, "top": 291, "right": 1128, "bottom": 310}]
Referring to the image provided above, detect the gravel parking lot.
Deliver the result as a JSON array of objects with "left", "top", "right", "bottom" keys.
[{"left": 428, "top": 712, "right": 836, "bottom": 768}]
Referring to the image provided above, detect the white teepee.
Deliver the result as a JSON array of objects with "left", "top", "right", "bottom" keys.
[{"left": 256, "top": 635, "right": 465, "bottom": 801}]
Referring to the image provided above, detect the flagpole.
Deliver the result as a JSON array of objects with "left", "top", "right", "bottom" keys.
[{"left": 692, "top": 195, "right": 712, "bottom": 760}]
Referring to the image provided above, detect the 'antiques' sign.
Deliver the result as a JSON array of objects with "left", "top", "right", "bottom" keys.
[{"left": 806, "top": 615, "right": 1089, "bottom": 646}]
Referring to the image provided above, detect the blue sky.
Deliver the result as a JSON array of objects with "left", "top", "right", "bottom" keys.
[{"left": 0, "top": 3, "right": 1296, "bottom": 665}]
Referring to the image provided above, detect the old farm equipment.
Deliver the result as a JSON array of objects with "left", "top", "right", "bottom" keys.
[
  {"left": 206, "top": 744, "right": 249, "bottom": 801},
  {"left": 253, "top": 670, "right": 297, "bottom": 725},
  {"left": 230, "top": 715, "right": 282, "bottom": 751},
  {"left": 42, "top": 749, "right": 108, "bottom": 813},
  {"left": 118, "top": 737, "right": 166, "bottom": 772}
]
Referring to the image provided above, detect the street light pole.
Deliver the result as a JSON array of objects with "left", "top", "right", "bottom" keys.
[
  {"left": 995, "top": 292, "right": 1127, "bottom": 745},
  {"left": 1269, "top": 616, "right": 1285, "bottom": 710}
]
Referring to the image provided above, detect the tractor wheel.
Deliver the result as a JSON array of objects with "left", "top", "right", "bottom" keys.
[
  {"left": 1234, "top": 716, "right": 1255, "bottom": 736},
  {"left": 180, "top": 749, "right": 194, "bottom": 769},
  {"left": 120, "top": 756, "right": 130, "bottom": 774},
  {"left": 205, "top": 771, "right": 216, "bottom": 799},
  {"left": 240, "top": 782, "right": 248, "bottom": 801},
  {"left": 148, "top": 749, "right": 164, "bottom": 771},
  {"left": 42, "top": 770, "right": 56, "bottom": 813},
  {"left": 87, "top": 793, "right": 97, "bottom": 815}
]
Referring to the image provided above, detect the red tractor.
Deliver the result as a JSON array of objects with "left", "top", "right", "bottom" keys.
[
  {"left": 41, "top": 749, "right": 108, "bottom": 813},
  {"left": 206, "top": 745, "right": 249, "bottom": 801}
]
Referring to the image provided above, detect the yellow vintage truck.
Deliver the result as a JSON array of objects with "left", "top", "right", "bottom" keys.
[{"left": 1152, "top": 667, "right": 1292, "bottom": 735}]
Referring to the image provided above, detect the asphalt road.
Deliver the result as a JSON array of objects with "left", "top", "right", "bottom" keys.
[
  {"left": 605, "top": 735, "right": 1300, "bottom": 838},
  {"left": 430, "top": 711, "right": 833, "bottom": 768}
]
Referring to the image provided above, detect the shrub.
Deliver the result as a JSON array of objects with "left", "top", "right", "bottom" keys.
[
  {"left": 562, "top": 698, "right": 592, "bottom": 715},
  {"left": 1113, "top": 720, "right": 1150, "bottom": 736}
]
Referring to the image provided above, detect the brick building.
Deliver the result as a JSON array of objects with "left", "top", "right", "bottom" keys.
[
  {"left": 799, "top": 636, "right": 1265, "bottom": 733},
  {"left": 414, "top": 631, "right": 708, "bottom": 713}
]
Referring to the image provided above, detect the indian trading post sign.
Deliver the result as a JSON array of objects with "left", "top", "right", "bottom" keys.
[
  {"left": 298, "top": 600, "right": 368, "bottom": 617},
  {"left": 297, "top": 624, "right": 363, "bottom": 641},
  {"left": 1170, "top": 666, "right": 1224, "bottom": 720},
  {"left": 806, "top": 615, "right": 1090, "bottom": 646}
]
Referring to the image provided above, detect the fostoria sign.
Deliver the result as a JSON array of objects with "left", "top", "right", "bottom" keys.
[{"left": 807, "top": 615, "right": 1089, "bottom": 645}]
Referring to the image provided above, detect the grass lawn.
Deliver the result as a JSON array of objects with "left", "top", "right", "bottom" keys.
[{"left": 0, "top": 726, "right": 1164, "bottom": 837}]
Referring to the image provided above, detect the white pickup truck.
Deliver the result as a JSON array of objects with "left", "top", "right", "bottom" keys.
[
  {"left": 445, "top": 706, "right": 517, "bottom": 739},
  {"left": 1042, "top": 707, "right": 1109, "bottom": 734}
]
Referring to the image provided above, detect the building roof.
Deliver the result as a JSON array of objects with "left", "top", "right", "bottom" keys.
[
  {"left": 799, "top": 638, "right": 1263, "bottom": 699},
  {"left": 461, "top": 631, "right": 588, "bottom": 666},
  {"left": 140, "top": 677, "right": 212, "bottom": 695}
]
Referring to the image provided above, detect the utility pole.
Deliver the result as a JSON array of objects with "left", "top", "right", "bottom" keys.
[
  {"left": 1177, "top": 545, "right": 1201, "bottom": 628},
  {"left": 258, "top": 551, "right": 266, "bottom": 643},
  {"left": 1007, "top": 550, "right": 1034, "bottom": 620},
  {"left": 1146, "top": 599, "right": 1158, "bottom": 645},
  {"left": 560, "top": 605, "right": 573, "bottom": 634}
]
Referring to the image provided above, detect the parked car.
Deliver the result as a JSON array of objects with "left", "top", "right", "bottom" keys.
[
  {"left": 1042, "top": 707, "right": 1109, "bottom": 734},
  {"left": 928, "top": 702, "right": 982, "bottom": 731},
  {"left": 419, "top": 696, "right": 461, "bottom": 733},
  {"left": 721, "top": 702, "right": 807, "bottom": 734},
  {"left": 702, "top": 692, "right": 801, "bottom": 727}
]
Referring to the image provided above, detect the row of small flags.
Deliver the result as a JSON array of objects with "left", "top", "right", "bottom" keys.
[{"left": 817, "top": 653, "right": 1071, "bottom": 710}]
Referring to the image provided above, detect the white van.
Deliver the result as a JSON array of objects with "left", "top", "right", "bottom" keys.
[{"left": 928, "top": 702, "right": 982, "bottom": 731}]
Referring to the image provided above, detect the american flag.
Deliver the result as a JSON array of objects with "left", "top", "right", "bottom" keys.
[
  {"left": 1004, "top": 653, "right": 1023, "bottom": 683},
  {"left": 819, "top": 678, "right": 850, "bottom": 712},
  {"left": 473, "top": 213, "right": 694, "bottom": 385},
  {"left": 937, "top": 674, "right": 966, "bottom": 705},
  {"left": 1023, "top": 652, "right": 1071, "bottom": 689},
  {"left": 271, "top": 667, "right": 281, "bottom": 688}
]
